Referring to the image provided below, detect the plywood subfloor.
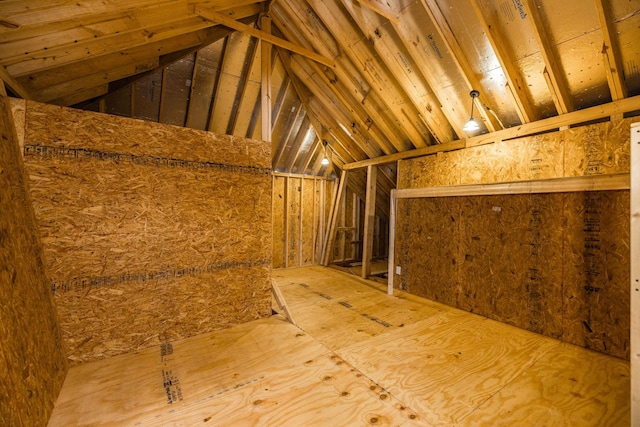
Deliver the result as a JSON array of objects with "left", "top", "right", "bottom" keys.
[{"left": 49, "top": 266, "right": 629, "bottom": 426}]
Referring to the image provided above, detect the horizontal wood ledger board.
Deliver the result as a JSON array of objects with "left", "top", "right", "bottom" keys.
[{"left": 13, "top": 98, "right": 273, "bottom": 365}]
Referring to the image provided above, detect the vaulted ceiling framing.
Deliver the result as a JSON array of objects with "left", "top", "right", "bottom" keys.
[{"left": 2, "top": 0, "right": 640, "bottom": 218}]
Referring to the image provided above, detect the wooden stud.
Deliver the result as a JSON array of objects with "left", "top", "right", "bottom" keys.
[
  {"left": 323, "top": 172, "right": 348, "bottom": 266},
  {"left": 361, "top": 165, "right": 377, "bottom": 278},
  {"left": 387, "top": 194, "right": 397, "bottom": 295},
  {"left": 283, "top": 176, "right": 290, "bottom": 268},
  {"left": 631, "top": 122, "right": 640, "bottom": 424},
  {"left": 197, "top": 7, "right": 335, "bottom": 68},
  {"left": 298, "top": 177, "right": 304, "bottom": 266}
]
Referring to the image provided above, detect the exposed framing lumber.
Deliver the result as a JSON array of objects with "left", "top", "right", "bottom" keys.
[
  {"left": 524, "top": 0, "right": 573, "bottom": 114},
  {"left": 361, "top": 165, "right": 377, "bottom": 278},
  {"left": 322, "top": 172, "right": 348, "bottom": 266},
  {"left": 271, "top": 279, "right": 296, "bottom": 325},
  {"left": 468, "top": 94, "right": 640, "bottom": 148},
  {"left": 303, "top": 0, "right": 442, "bottom": 146},
  {"left": 0, "top": 66, "right": 32, "bottom": 100},
  {"left": 594, "top": 0, "right": 627, "bottom": 100},
  {"left": 353, "top": 0, "right": 399, "bottom": 25},
  {"left": 386, "top": 173, "right": 630, "bottom": 295},
  {"left": 349, "top": 95, "right": 640, "bottom": 171},
  {"left": 196, "top": 6, "right": 336, "bottom": 68},
  {"left": 418, "top": 0, "right": 501, "bottom": 132},
  {"left": 343, "top": 140, "right": 465, "bottom": 169},
  {"left": 631, "top": 122, "right": 640, "bottom": 424},
  {"left": 469, "top": 0, "right": 538, "bottom": 123},
  {"left": 260, "top": 13, "right": 273, "bottom": 142}
]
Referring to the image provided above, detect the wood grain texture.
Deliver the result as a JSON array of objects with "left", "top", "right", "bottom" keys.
[
  {"left": 17, "top": 100, "right": 272, "bottom": 364},
  {"left": 47, "top": 267, "right": 629, "bottom": 425},
  {"left": 461, "top": 343, "right": 630, "bottom": 426},
  {"left": 48, "top": 316, "right": 424, "bottom": 426},
  {"left": 0, "top": 96, "right": 67, "bottom": 426},
  {"left": 279, "top": 267, "right": 629, "bottom": 426}
]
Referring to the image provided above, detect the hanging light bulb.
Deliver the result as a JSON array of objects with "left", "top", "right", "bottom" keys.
[
  {"left": 321, "top": 139, "right": 330, "bottom": 166},
  {"left": 463, "top": 90, "right": 480, "bottom": 132}
]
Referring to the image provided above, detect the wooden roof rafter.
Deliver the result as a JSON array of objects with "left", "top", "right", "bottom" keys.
[
  {"left": 331, "top": 0, "right": 452, "bottom": 145},
  {"left": 594, "top": 0, "right": 628, "bottom": 101},
  {"left": 469, "top": 0, "right": 539, "bottom": 123},
  {"left": 524, "top": 0, "right": 574, "bottom": 114},
  {"left": 418, "top": 0, "right": 501, "bottom": 132},
  {"left": 357, "top": 2, "right": 468, "bottom": 138},
  {"left": 274, "top": 0, "right": 417, "bottom": 154}
]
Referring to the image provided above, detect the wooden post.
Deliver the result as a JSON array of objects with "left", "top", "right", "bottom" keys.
[
  {"left": 323, "top": 172, "right": 348, "bottom": 266},
  {"left": 283, "top": 176, "right": 289, "bottom": 268},
  {"left": 387, "top": 191, "right": 397, "bottom": 295},
  {"left": 631, "top": 122, "right": 640, "bottom": 424},
  {"left": 298, "top": 177, "right": 304, "bottom": 267},
  {"left": 361, "top": 165, "right": 377, "bottom": 278},
  {"left": 260, "top": 13, "right": 272, "bottom": 143}
]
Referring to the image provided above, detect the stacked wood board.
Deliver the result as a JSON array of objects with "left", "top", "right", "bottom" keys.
[
  {"left": 395, "top": 118, "right": 635, "bottom": 359},
  {"left": 0, "top": 96, "right": 67, "bottom": 426},
  {"left": 11, "top": 99, "right": 272, "bottom": 365}
]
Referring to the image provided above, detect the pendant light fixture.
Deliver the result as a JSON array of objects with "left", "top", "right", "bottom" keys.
[
  {"left": 321, "top": 139, "right": 330, "bottom": 166},
  {"left": 463, "top": 89, "right": 480, "bottom": 132}
]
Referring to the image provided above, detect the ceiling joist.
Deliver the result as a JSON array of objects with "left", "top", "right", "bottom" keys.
[{"left": 196, "top": 6, "right": 336, "bottom": 68}]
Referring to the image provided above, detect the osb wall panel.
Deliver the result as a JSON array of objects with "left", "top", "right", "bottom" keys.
[
  {"left": 397, "top": 192, "right": 629, "bottom": 359},
  {"left": 399, "top": 198, "right": 460, "bottom": 306},
  {"left": 399, "top": 118, "right": 635, "bottom": 189},
  {"left": 562, "top": 191, "right": 630, "bottom": 359},
  {"left": 564, "top": 119, "right": 632, "bottom": 177},
  {"left": 0, "top": 97, "right": 67, "bottom": 426},
  {"left": 272, "top": 176, "right": 286, "bottom": 269},
  {"left": 18, "top": 100, "right": 272, "bottom": 364},
  {"left": 457, "top": 194, "right": 564, "bottom": 338}
]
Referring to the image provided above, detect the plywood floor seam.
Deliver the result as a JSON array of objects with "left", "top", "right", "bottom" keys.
[{"left": 49, "top": 266, "right": 630, "bottom": 426}]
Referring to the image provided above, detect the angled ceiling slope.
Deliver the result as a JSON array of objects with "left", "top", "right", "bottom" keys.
[{"left": 1, "top": 0, "right": 640, "bottom": 188}]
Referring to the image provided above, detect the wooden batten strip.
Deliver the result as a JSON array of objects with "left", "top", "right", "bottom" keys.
[
  {"left": 343, "top": 140, "right": 465, "bottom": 170},
  {"left": 393, "top": 174, "right": 629, "bottom": 199},
  {"left": 271, "top": 279, "right": 296, "bottom": 325},
  {"left": 361, "top": 165, "right": 377, "bottom": 278}
]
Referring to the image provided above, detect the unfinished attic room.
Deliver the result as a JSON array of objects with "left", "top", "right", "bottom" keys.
[{"left": 3, "top": 0, "right": 640, "bottom": 425}]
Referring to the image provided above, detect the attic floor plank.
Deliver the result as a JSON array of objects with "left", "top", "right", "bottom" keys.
[
  {"left": 49, "top": 266, "right": 629, "bottom": 425},
  {"left": 48, "top": 315, "right": 421, "bottom": 426},
  {"left": 275, "top": 266, "right": 630, "bottom": 426}
]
